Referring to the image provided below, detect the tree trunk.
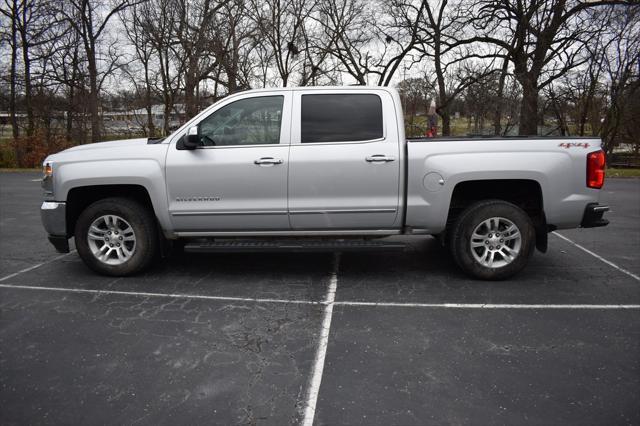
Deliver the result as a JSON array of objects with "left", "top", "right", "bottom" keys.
[
  {"left": 579, "top": 77, "right": 598, "bottom": 136},
  {"left": 184, "top": 80, "right": 196, "bottom": 119},
  {"left": 66, "top": 45, "right": 78, "bottom": 142},
  {"left": 163, "top": 101, "right": 172, "bottom": 135},
  {"left": 87, "top": 42, "right": 101, "bottom": 143},
  {"left": 433, "top": 35, "right": 450, "bottom": 136},
  {"left": 225, "top": 36, "right": 240, "bottom": 94},
  {"left": 518, "top": 75, "right": 539, "bottom": 136},
  {"left": 184, "top": 64, "right": 198, "bottom": 119},
  {"left": 144, "top": 66, "right": 154, "bottom": 137},
  {"left": 8, "top": 0, "right": 19, "bottom": 139},
  {"left": 493, "top": 58, "right": 509, "bottom": 135},
  {"left": 225, "top": 62, "right": 239, "bottom": 94},
  {"left": 20, "top": 8, "right": 34, "bottom": 136},
  {"left": 578, "top": 107, "right": 587, "bottom": 136},
  {"left": 66, "top": 89, "right": 74, "bottom": 142},
  {"left": 146, "top": 104, "right": 154, "bottom": 137},
  {"left": 8, "top": 1, "right": 21, "bottom": 166},
  {"left": 440, "top": 111, "right": 451, "bottom": 136}
]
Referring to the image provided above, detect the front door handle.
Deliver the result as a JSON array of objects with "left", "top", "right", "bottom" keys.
[
  {"left": 254, "top": 157, "right": 284, "bottom": 165},
  {"left": 365, "top": 154, "right": 396, "bottom": 163}
]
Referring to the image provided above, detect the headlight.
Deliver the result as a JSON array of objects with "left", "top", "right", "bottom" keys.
[
  {"left": 43, "top": 162, "right": 53, "bottom": 178},
  {"left": 42, "top": 161, "right": 54, "bottom": 195}
]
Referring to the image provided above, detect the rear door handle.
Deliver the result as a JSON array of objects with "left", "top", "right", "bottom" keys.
[
  {"left": 254, "top": 157, "right": 284, "bottom": 165},
  {"left": 365, "top": 155, "right": 395, "bottom": 163}
]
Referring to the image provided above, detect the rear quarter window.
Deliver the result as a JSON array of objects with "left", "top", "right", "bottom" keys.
[{"left": 301, "top": 94, "right": 383, "bottom": 143}]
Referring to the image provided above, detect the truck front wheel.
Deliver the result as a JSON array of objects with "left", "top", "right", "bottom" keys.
[
  {"left": 75, "top": 197, "right": 158, "bottom": 276},
  {"left": 450, "top": 200, "right": 535, "bottom": 280}
]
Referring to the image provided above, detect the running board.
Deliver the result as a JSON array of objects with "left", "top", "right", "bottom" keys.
[{"left": 183, "top": 239, "right": 409, "bottom": 253}]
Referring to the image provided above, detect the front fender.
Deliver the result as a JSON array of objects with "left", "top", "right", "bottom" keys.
[{"left": 54, "top": 159, "right": 172, "bottom": 235}]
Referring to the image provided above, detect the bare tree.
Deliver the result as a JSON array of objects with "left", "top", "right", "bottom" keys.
[
  {"left": 315, "top": 0, "right": 428, "bottom": 86},
  {"left": 60, "top": 0, "right": 134, "bottom": 143},
  {"left": 471, "top": 0, "right": 635, "bottom": 135},
  {"left": 0, "top": 0, "right": 20, "bottom": 140},
  {"left": 249, "top": 0, "right": 315, "bottom": 87},
  {"left": 316, "top": 0, "right": 374, "bottom": 85},
  {"left": 414, "top": 0, "right": 498, "bottom": 135},
  {"left": 137, "top": 0, "right": 182, "bottom": 135},
  {"left": 46, "top": 27, "right": 90, "bottom": 143},
  {"left": 598, "top": 5, "right": 640, "bottom": 154},
  {"left": 373, "top": 0, "right": 427, "bottom": 86},
  {"left": 211, "top": 0, "right": 257, "bottom": 93},
  {"left": 172, "top": 0, "right": 234, "bottom": 117},
  {"left": 397, "top": 76, "right": 431, "bottom": 136},
  {"left": 14, "top": 0, "right": 58, "bottom": 136},
  {"left": 121, "top": 2, "right": 157, "bottom": 136}
]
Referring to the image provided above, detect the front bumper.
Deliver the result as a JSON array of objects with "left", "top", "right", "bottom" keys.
[
  {"left": 41, "top": 201, "right": 70, "bottom": 253},
  {"left": 580, "top": 203, "right": 609, "bottom": 228}
]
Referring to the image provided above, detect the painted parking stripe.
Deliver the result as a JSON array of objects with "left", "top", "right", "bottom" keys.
[
  {"left": 333, "top": 301, "right": 640, "bottom": 309},
  {"left": 0, "top": 282, "right": 638, "bottom": 309},
  {"left": 301, "top": 252, "right": 340, "bottom": 426},
  {"left": 552, "top": 231, "right": 640, "bottom": 282},
  {"left": 0, "top": 282, "right": 321, "bottom": 305},
  {"left": 0, "top": 251, "right": 75, "bottom": 282}
]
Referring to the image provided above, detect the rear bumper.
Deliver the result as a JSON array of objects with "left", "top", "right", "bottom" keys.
[
  {"left": 41, "top": 201, "right": 70, "bottom": 253},
  {"left": 580, "top": 203, "right": 609, "bottom": 228}
]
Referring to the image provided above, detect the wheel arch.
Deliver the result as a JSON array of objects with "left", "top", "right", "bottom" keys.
[
  {"left": 445, "top": 179, "right": 548, "bottom": 253},
  {"left": 66, "top": 185, "right": 156, "bottom": 238}
]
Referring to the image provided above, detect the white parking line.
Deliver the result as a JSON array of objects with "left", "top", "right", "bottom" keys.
[
  {"left": 1, "top": 282, "right": 637, "bottom": 309},
  {"left": 0, "top": 251, "right": 75, "bottom": 282},
  {"left": 552, "top": 231, "right": 640, "bottom": 282},
  {"left": 334, "top": 301, "right": 640, "bottom": 309},
  {"left": 301, "top": 252, "right": 340, "bottom": 426},
  {"left": 0, "top": 282, "right": 321, "bottom": 305}
]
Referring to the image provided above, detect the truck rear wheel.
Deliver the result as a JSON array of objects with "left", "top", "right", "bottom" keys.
[
  {"left": 75, "top": 197, "right": 158, "bottom": 276},
  {"left": 450, "top": 200, "right": 535, "bottom": 280}
]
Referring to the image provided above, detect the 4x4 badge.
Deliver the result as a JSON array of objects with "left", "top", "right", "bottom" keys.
[{"left": 558, "top": 142, "right": 590, "bottom": 149}]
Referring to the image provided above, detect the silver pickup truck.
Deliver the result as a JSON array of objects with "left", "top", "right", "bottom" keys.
[{"left": 40, "top": 86, "right": 609, "bottom": 280}]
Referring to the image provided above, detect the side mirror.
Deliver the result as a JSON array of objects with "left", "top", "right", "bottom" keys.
[{"left": 183, "top": 126, "right": 200, "bottom": 150}]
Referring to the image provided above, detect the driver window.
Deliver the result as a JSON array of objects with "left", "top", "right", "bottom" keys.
[{"left": 198, "top": 96, "right": 284, "bottom": 146}]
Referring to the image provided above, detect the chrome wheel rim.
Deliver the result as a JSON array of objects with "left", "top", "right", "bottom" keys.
[
  {"left": 87, "top": 215, "right": 136, "bottom": 265},
  {"left": 470, "top": 217, "right": 521, "bottom": 269}
]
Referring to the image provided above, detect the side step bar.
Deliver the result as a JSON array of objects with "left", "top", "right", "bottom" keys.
[{"left": 184, "top": 239, "right": 410, "bottom": 253}]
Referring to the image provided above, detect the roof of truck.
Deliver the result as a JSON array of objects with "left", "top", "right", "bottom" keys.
[{"left": 232, "top": 85, "right": 398, "bottom": 94}]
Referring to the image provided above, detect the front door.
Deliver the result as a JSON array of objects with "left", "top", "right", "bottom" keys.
[
  {"left": 166, "top": 93, "right": 292, "bottom": 232},
  {"left": 288, "top": 91, "right": 401, "bottom": 230}
]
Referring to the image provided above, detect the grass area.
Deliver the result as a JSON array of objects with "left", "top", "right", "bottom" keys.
[{"left": 606, "top": 168, "right": 640, "bottom": 178}]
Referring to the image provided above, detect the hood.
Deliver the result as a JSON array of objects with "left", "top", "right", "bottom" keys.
[
  {"left": 61, "top": 138, "right": 149, "bottom": 153},
  {"left": 44, "top": 137, "right": 168, "bottom": 166}
]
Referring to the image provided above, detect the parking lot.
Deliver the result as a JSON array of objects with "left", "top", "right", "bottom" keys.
[{"left": 1, "top": 171, "right": 638, "bottom": 425}]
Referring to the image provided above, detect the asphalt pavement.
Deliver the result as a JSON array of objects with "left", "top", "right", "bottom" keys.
[{"left": 0, "top": 172, "right": 638, "bottom": 425}]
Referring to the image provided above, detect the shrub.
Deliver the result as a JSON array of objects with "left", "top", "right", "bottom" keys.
[{"left": 3, "top": 132, "right": 74, "bottom": 168}]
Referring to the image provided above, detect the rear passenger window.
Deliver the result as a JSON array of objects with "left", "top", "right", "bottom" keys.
[{"left": 301, "top": 94, "right": 383, "bottom": 143}]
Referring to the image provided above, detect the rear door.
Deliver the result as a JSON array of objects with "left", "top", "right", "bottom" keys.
[{"left": 288, "top": 90, "right": 401, "bottom": 230}]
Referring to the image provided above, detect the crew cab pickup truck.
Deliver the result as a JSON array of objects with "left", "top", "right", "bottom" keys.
[{"left": 40, "top": 86, "right": 609, "bottom": 280}]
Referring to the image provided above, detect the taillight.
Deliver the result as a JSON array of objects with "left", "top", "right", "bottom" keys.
[{"left": 587, "top": 150, "right": 605, "bottom": 189}]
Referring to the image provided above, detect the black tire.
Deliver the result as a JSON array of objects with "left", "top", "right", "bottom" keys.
[
  {"left": 75, "top": 197, "right": 158, "bottom": 276},
  {"left": 449, "top": 199, "right": 535, "bottom": 280}
]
